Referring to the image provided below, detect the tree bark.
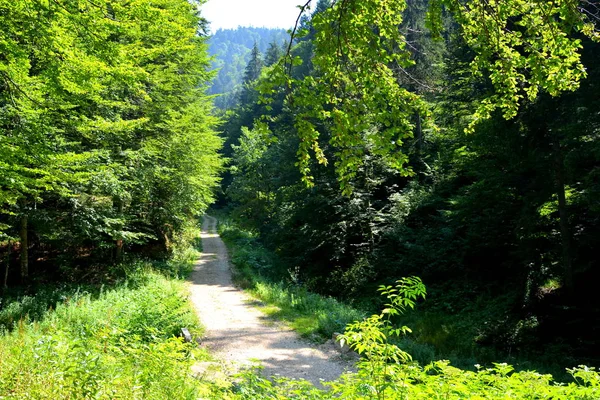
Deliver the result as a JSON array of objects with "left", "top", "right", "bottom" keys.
[
  {"left": 415, "top": 111, "right": 423, "bottom": 152},
  {"left": 115, "top": 196, "right": 124, "bottom": 261},
  {"left": 115, "top": 239, "right": 123, "bottom": 261},
  {"left": 553, "top": 140, "right": 573, "bottom": 293},
  {"left": 19, "top": 215, "right": 28, "bottom": 280},
  {"left": 3, "top": 240, "right": 10, "bottom": 290}
]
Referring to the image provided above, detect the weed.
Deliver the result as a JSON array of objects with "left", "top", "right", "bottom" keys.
[{"left": 0, "top": 266, "right": 217, "bottom": 398}]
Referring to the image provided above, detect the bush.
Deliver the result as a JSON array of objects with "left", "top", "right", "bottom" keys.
[
  {"left": 0, "top": 270, "right": 211, "bottom": 399},
  {"left": 227, "top": 278, "right": 600, "bottom": 399}
]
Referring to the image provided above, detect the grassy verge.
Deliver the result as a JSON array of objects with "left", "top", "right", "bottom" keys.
[
  {"left": 0, "top": 270, "right": 215, "bottom": 398},
  {"left": 381, "top": 283, "right": 584, "bottom": 382},
  {"left": 0, "top": 221, "right": 232, "bottom": 399},
  {"left": 210, "top": 215, "right": 585, "bottom": 381},
  {"left": 200, "top": 211, "right": 600, "bottom": 398},
  {"left": 215, "top": 214, "right": 365, "bottom": 341}
]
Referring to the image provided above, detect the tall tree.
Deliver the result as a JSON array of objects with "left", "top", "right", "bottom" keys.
[
  {"left": 264, "top": 41, "right": 283, "bottom": 67},
  {"left": 272, "top": 0, "right": 598, "bottom": 192},
  {"left": 242, "top": 42, "right": 264, "bottom": 84},
  {"left": 0, "top": 0, "right": 222, "bottom": 283}
]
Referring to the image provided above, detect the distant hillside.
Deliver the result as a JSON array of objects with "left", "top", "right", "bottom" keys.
[{"left": 208, "top": 27, "right": 288, "bottom": 110}]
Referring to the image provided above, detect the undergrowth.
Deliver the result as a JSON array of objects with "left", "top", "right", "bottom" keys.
[
  {"left": 0, "top": 221, "right": 231, "bottom": 399},
  {"left": 0, "top": 269, "right": 215, "bottom": 399},
  {"left": 0, "top": 221, "right": 202, "bottom": 332},
  {"left": 215, "top": 213, "right": 586, "bottom": 381},
  {"left": 212, "top": 213, "right": 600, "bottom": 398},
  {"left": 225, "top": 277, "right": 600, "bottom": 399}
]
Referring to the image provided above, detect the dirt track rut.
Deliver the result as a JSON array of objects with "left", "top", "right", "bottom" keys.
[{"left": 188, "top": 215, "right": 353, "bottom": 385}]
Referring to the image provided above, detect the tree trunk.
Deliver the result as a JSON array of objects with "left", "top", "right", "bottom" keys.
[
  {"left": 415, "top": 111, "right": 423, "bottom": 152},
  {"left": 553, "top": 140, "right": 573, "bottom": 293},
  {"left": 115, "top": 239, "right": 123, "bottom": 262},
  {"left": 3, "top": 240, "right": 10, "bottom": 290},
  {"left": 115, "top": 196, "right": 124, "bottom": 261},
  {"left": 19, "top": 215, "right": 28, "bottom": 280}
]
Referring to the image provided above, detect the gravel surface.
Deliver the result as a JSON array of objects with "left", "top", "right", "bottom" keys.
[{"left": 188, "top": 215, "right": 355, "bottom": 386}]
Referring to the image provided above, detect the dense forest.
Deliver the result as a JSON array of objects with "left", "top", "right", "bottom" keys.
[
  {"left": 0, "top": 0, "right": 223, "bottom": 397},
  {"left": 0, "top": 0, "right": 223, "bottom": 286},
  {"left": 2, "top": 0, "right": 600, "bottom": 397},
  {"left": 208, "top": 27, "right": 287, "bottom": 109},
  {"left": 220, "top": 0, "right": 600, "bottom": 377}
]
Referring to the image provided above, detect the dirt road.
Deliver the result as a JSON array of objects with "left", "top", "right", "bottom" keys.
[{"left": 188, "top": 215, "right": 353, "bottom": 385}]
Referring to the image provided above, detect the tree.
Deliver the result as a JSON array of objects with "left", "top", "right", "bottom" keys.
[
  {"left": 264, "top": 41, "right": 283, "bottom": 67},
  {"left": 239, "top": 42, "right": 264, "bottom": 106},
  {"left": 271, "top": 0, "right": 599, "bottom": 193},
  {"left": 0, "top": 0, "right": 223, "bottom": 283},
  {"left": 218, "top": 0, "right": 600, "bottom": 370},
  {"left": 208, "top": 27, "right": 287, "bottom": 109},
  {"left": 242, "top": 42, "right": 264, "bottom": 84}
]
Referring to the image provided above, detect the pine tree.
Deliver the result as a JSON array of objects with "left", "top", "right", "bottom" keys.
[
  {"left": 239, "top": 43, "right": 264, "bottom": 105},
  {"left": 242, "top": 42, "right": 264, "bottom": 84},
  {"left": 264, "top": 41, "right": 283, "bottom": 67}
]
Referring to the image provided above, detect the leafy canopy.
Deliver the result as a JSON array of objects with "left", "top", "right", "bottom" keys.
[{"left": 266, "top": 0, "right": 599, "bottom": 194}]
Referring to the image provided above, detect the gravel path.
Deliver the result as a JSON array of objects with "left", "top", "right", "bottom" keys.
[{"left": 188, "top": 215, "right": 354, "bottom": 385}]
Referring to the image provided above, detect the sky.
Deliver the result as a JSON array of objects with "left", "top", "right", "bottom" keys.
[{"left": 201, "top": 0, "right": 304, "bottom": 32}]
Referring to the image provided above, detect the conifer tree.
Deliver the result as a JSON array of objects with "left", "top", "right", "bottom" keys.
[
  {"left": 242, "top": 43, "right": 264, "bottom": 84},
  {"left": 0, "top": 0, "right": 222, "bottom": 282},
  {"left": 239, "top": 42, "right": 264, "bottom": 106},
  {"left": 264, "top": 41, "right": 283, "bottom": 67}
]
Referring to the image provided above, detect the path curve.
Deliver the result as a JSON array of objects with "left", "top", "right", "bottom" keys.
[{"left": 188, "top": 215, "right": 353, "bottom": 385}]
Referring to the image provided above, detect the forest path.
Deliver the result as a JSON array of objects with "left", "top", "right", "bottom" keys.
[{"left": 188, "top": 215, "right": 353, "bottom": 385}]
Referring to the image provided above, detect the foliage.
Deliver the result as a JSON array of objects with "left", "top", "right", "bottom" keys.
[
  {"left": 258, "top": 0, "right": 600, "bottom": 190},
  {"left": 208, "top": 27, "right": 287, "bottom": 109},
  {"left": 0, "top": 0, "right": 223, "bottom": 284},
  {"left": 430, "top": 0, "right": 600, "bottom": 130},
  {"left": 275, "top": 0, "right": 426, "bottom": 193},
  {"left": 0, "top": 267, "right": 211, "bottom": 399},
  {"left": 338, "top": 277, "right": 427, "bottom": 398},
  {"left": 230, "top": 361, "right": 600, "bottom": 399},
  {"left": 219, "top": 0, "right": 600, "bottom": 381},
  {"left": 225, "top": 281, "right": 600, "bottom": 399}
]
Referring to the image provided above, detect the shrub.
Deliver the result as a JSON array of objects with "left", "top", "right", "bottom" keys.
[{"left": 0, "top": 270, "right": 210, "bottom": 399}]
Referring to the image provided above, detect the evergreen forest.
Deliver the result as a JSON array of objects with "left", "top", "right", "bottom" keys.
[
  {"left": 2, "top": 0, "right": 600, "bottom": 398},
  {"left": 208, "top": 27, "right": 287, "bottom": 109}
]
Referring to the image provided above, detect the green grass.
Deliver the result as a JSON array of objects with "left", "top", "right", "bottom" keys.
[
  {"left": 215, "top": 215, "right": 365, "bottom": 341},
  {"left": 0, "top": 268, "right": 210, "bottom": 399},
  {"left": 251, "top": 281, "right": 366, "bottom": 339},
  {"left": 214, "top": 215, "right": 585, "bottom": 382},
  {"left": 389, "top": 285, "right": 581, "bottom": 382},
  {"left": 228, "top": 360, "right": 600, "bottom": 399},
  {"left": 210, "top": 213, "right": 600, "bottom": 398},
  {"left": 0, "top": 220, "right": 233, "bottom": 399}
]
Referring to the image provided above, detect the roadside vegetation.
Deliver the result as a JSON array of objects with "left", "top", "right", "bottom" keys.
[
  {"left": 1, "top": 270, "right": 200, "bottom": 398},
  {"left": 0, "top": 246, "right": 214, "bottom": 398},
  {"left": 218, "top": 0, "right": 600, "bottom": 385},
  {"left": 0, "top": 223, "right": 232, "bottom": 399},
  {"left": 0, "top": 1, "right": 224, "bottom": 395},
  {"left": 217, "top": 213, "right": 365, "bottom": 341},
  {"left": 216, "top": 212, "right": 584, "bottom": 380},
  {"left": 214, "top": 213, "right": 600, "bottom": 398}
]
